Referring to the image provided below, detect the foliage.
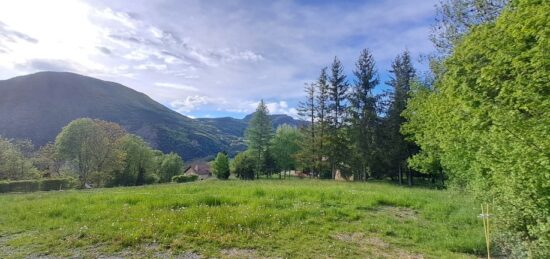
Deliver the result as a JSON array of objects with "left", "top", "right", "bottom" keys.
[
  {"left": 271, "top": 124, "right": 303, "bottom": 174},
  {"left": 245, "top": 100, "right": 273, "bottom": 178},
  {"left": 348, "top": 48, "right": 380, "bottom": 181},
  {"left": 114, "top": 135, "right": 156, "bottom": 186},
  {"left": 212, "top": 152, "right": 230, "bottom": 179},
  {"left": 403, "top": 1, "right": 550, "bottom": 256},
  {"left": 55, "top": 118, "right": 125, "bottom": 187},
  {"left": 431, "top": 0, "right": 509, "bottom": 56},
  {"left": 171, "top": 174, "right": 198, "bottom": 183},
  {"left": 296, "top": 83, "right": 317, "bottom": 174},
  {"left": 157, "top": 152, "right": 184, "bottom": 183},
  {"left": 0, "top": 137, "right": 39, "bottom": 180},
  {"left": 231, "top": 151, "right": 255, "bottom": 180},
  {"left": 0, "top": 178, "right": 74, "bottom": 193},
  {"left": 383, "top": 50, "right": 418, "bottom": 185}
]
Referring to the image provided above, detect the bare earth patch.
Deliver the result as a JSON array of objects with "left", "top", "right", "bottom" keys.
[
  {"left": 221, "top": 248, "right": 259, "bottom": 258},
  {"left": 332, "top": 232, "right": 423, "bottom": 259},
  {"left": 376, "top": 206, "right": 418, "bottom": 221}
]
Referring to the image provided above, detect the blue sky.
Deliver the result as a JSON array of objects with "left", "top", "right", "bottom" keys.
[{"left": 0, "top": 0, "right": 438, "bottom": 119}]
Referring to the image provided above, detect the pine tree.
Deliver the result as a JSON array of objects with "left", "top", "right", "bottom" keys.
[
  {"left": 315, "top": 67, "right": 330, "bottom": 176},
  {"left": 385, "top": 50, "right": 416, "bottom": 185},
  {"left": 245, "top": 100, "right": 273, "bottom": 179},
  {"left": 327, "top": 56, "right": 350, "bottom": 179},
  {"left": 297, "top": 83, "right": 317, "bottom": 175},
  {"left": 349, "top": 49, "right": 379, "bottom": 181}
]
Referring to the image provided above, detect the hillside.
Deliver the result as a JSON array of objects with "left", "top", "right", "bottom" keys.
[
  {"left": 0, "top": 72, "right": 243, "bottom": 160},
  {"left": 197, "top": 113, "right": 305, "bottom": 138},
  {"left": 0, "top": 72, "right": 304, "bottom": 160}
]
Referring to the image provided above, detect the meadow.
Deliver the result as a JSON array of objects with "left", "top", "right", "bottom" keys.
[{"left": 0, "top": 179, "right": 485, "bottom": 258}]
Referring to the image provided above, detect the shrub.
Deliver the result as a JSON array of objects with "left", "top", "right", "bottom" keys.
[
  {"left": 171, "top": 175, "right": 198, "bottom": 183},
  {"left": 40, "top": 178, "right": 74, "bottom": 191},
  {"left": 0, "top": 178, "right": 75, "bottom": 193}
]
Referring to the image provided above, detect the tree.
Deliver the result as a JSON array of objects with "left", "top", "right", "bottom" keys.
[
  {"left": 114, "top": 135, "right": 158, "bottom": 186},
  {"left": 403, "top": 1, "right": 549, "bottom": 255},
  {"left": 385, "top": 51, "right": 416, "bottom": 185},
  {"left": 55, "top": 118, "right": 124, "bottom": 187},
  {"left": 326, "top": 56, "right": 350, "bottom": 179},
  {"left": 431, "top": 0, "right": 509, "bottom": 56},
  {"left": 212, "top": 152, "right": 230, "bottom": 179},
  {"left": 315, "top": 68, "right": 330, "bottom": 176},
  {"left": 296, "top": 83, "right": 317, "bottom": 175},
  {"left": 271, "top": 125, "right": 303, "bottom": 178},
  {"left": 157, "top": 152, "right": 184, "bottom": 183},
  {"left": 245, "top": 100, "right": 273, "bottom": 179},
  {"left": 0, "top": 136, "right": 38, "bottom": 180},
  {"left": 32, "top": 142, "right": 63, "bottom": 177},
  {"left": 349, "top": 49, "right": 380, "bottom": 181},
  {"left": 232, "top": 151, "right": 255, "bottom": 180}
]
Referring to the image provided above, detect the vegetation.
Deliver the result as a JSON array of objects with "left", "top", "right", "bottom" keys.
[
  {"left": 403, "top": 1, "right": 549, "bottom": 256},
  {"left": 245, "top": 100, "right": 274, "bottom": 179},
  {"left": 0, "top": 118, "right": 186, "bottom": 192},
  {"left": 212, "top": 152, "right": 230, "bottom": 180},
  {"left": 0, "top": 180, "right": 484, "bottom": 258},
  {"left": 171, "top": 174, "right": 198, "bottom": 183}
]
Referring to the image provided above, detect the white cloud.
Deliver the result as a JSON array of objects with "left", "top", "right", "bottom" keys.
[
  {"left": 0, "top": 0, "right": 438, "bottom": 118},
  {"left": 170, "top": 95, "right": 210, "bottom": 113},
  {"left": 155, "top": 82, "right": 198, "bottom": 92}
]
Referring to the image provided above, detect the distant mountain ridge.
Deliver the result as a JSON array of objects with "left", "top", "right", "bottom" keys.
[{"left": 0, "top": 71, "right": 304, "bottom": 160}]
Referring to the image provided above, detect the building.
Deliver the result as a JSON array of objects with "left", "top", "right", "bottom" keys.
[{"left": 184, "top": 163, "right": 212, "bottom": 180}]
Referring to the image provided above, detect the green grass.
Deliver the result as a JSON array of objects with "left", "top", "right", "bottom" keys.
[{"left": 0, "top": 179, "right": 485, "bottom": 258}]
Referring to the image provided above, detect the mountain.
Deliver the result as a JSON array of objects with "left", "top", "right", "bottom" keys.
[
  {"left": 0, "top": 71, "right": 243, "bottom": 160},
  {"left": 0, "top": 72, "right": 305, "bottom": 160},
  {"left": 197, "top": 113, "right": 305, "bottom": 138}
]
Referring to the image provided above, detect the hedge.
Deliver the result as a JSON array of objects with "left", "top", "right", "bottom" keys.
[
  {"left": 0, "top": 178, "right": 75, "bottom": 193},
  {"left": 172, "top": 175, "right": 198, "bottom": 183}
]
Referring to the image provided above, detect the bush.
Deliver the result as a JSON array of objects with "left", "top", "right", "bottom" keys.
[
  {"left": 0, "top": 178, "right": 75, "bottom": 193},
  {"left": 0, "top": 179, "right": 39, "bottom": 193},
  {"left": 171, "top": 175, "right": 198, "bottom": 183},
  {"left": 40, "top": 178, "right": 74, "bottom": 191}
]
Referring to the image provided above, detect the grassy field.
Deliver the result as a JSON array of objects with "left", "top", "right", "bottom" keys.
[{"left": 0, "top": 179, "right": 485, "bottom": 258}]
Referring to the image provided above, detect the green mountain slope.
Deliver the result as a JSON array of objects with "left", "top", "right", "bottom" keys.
[
  {"left": 0, "top": 72, "right": 242, "bottom": 160},
  {"left": 0, "top": 72, "right": 304, "bottom": 160}
]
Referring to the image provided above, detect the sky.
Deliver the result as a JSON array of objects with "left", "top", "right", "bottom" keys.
[{"left": 0, "top": 0, "right": 438, "bottom": 119}]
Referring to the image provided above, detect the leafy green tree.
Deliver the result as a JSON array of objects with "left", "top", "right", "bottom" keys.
[
  {"left": 403, "top": 1, "right": 549, "bottom": 256},
  {"left": 431, "top": 0, "right": 508, "bottom": 56},
  {"left": 55, "top": 118, "right": 124, "bottom": 187},
  {"left": 115, "top": 135, "right": 157, "bottom": 186},
  {"left": 0, "top": 136, "right": 39, "bottom": 180},
  {"left": 32, "top": 142, "right": 62, "bottom": 177},
  {"left": 158, "top": 152, "right": 184, "bottom": 183},
  {"left": 212, "top": 152, "right": 230, "bottom": 180},
  {"left": 245, "top": 100, "right": 273, "bottom": 179},
  {"left": 271, "top": 125, "right": 302, "bottom": 178},
  {"left": 231, "top": 151, "right": 255, "bottom": 180},
  {"left": 348, "top": 48, "right": 380, "bottom": 181}
]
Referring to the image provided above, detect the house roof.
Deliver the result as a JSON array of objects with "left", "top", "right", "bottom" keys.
[{"left": 185, "top": 163, "right": 211, "bottom": 175}]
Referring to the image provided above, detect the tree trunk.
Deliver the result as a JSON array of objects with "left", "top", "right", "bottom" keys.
[
  {"left": 407, "top": 168, "right": 412, "bottom": 186},
  {"left": 398, "top": 166, "right": 402, "bottom": 185}
]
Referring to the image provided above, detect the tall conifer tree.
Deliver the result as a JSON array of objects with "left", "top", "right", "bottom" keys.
[{"left": 245, "top": 100, "right": 273, "bottom": 179}]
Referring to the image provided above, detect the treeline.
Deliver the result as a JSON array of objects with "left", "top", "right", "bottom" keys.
[
  {"left": 232, "top": 49, "right": 421, "bottom": 184},
  {"left": 0, "top": 118, "right": 185, "bottom": 188}
]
